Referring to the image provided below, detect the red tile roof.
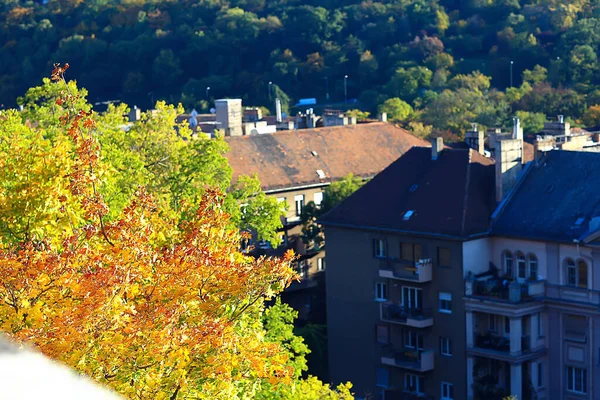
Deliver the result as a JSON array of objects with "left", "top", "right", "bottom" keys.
[{"left": 225, "top": 122, "right": 429, "bottom": 192}]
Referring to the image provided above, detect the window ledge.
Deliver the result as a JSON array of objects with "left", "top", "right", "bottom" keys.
[{"left": 439, "top": 310, "right": 452, "bottom": 315}]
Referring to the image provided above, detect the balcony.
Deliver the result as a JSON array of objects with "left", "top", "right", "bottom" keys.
[
  {"left": 470, "top": 332, "right": 541, "bottom": 363},
  {"left": 465, "top": 277, "right": 545, "bottom": 304},
  {"left": 381, "top": 348, "right": 434, "bottom": 372},
  {"left": 379, "top": 259, "right": 432, "bottom": 283},
  {"left": 380, "top": 303, "right": 433, "bottom": 328}
]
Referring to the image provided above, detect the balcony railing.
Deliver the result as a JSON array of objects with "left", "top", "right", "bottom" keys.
[
  {"left": 465, "top": 278, "right": 545, "bottom": 304},
  {"left": 379, "top": 259, "right": 432, "bottom": 283},
  {"left": 474, "top": 333, "right": 531, "bottom": 353},
  {"left": 380, "top": 303, "right": 433, "bottom": 328},
  {"left": 381, "top": 347, "right": 434, "bottom": 372}
]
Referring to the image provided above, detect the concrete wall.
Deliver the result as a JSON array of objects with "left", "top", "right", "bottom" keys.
[
  {"left": 267, "top": 185, "right": 328, "bottom": 223},
  {"left": 463, "top": 238, "right": 493, "bottom": 276},
  {"left": 325, "top": 226, "right": 467, "bottom": 399}
]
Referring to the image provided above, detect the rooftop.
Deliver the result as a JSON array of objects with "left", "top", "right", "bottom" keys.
[
  {"left": 493, "top": 150, "right": 600, "bottom": 243},
  {"left": 224, "top": 122, "right": 429, "bottom": 192},
  {"left": 320, "top": 147, "right": 495, "bottom": 238}
]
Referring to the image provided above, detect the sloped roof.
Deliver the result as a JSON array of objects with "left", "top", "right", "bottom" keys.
[
  {"left": 224, "top": 122, "right": 429, "bottom": 192},
  {"left": 493, "top": 150, "right": 600, "bottom": 242},
  {"left": 320, "top": 147, "right": 496, "bottom": 238}
]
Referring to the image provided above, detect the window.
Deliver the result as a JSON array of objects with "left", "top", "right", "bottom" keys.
[
  {"left": 404, "top": 331, "right": 423, "bottom": 350},
  {"left": 440, "top": 337, "right": 453, "bottom": 356},
  {"left": 376, "top": 368, "right": 389, "bottom": 388},
  {"left": 578, "top": 260, "right": 588, "bottom": 288},
  {"left": 317, "top": 257, "right": 325, "bottom": 271},
  {"left": 401, "top": 243, "right": 422, "bottom": 263},
  {"left": 314, "top": 192, "right": 324, "bottom": 206},
  {"left": 528, "top": 254, "right": 538, "bottom": 279},
  {"left": 294, "top": 194, "right": 304, "bottom": 216},
  {"left": 375, "top": 282, "right": 388, "bottom": 301},
  {"left": 439, "top": 292, "right": 452, "bottom": 314},
  {"left": 298, "top": 261, "right": 308, "bottom": 278},
  {"left": 489, "top": 314, "right": 497, "bottom": 332},
  {"left": 566, "top": 366, "right": 587, "bottom": 394},
  {"left": 537, "top": 313, "right": 543, "bottom": 337},
  {"left": 373, "top": 239, "right": 387, "bottom": 258},
  {"left": 376, "top": 325, "right": 389, "bottom": 344},
  {"left": 516, "top": 252, "right": 526, "bottom": 279},
  {"left": 565, "top": 314, "right": 587, "bottom": 342},
  {"left": 537, "top": 362, "right": 543, "bottom": 388},
  {"left": 504, "top": 316, "right": 511, "bottom": 335},
  {"left": 503, "top": 251, "right": 513, "bottom": 277},
  {"left": 438, "top": 247, "right": 451, "bottom": 267},
  {"left": 441, "top": 382, "right": 454, "bottom": 399},
  {"left": 404, "top": 374, "right": 424, "bottom": 395},
  {"left": 566, "top": 259, "right": 588, "bottom": 288},
  {"left": 402, "top": 287, "right": 422, "bottom": 309}
]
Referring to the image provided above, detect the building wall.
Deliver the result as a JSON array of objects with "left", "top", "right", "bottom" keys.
[
  {"left": 266, "top": 185, "right": 328, "bottom": 224},
  {"left": 325, "top": 226, "right": 467, "bottom": 399},
  {"left": 467, "top": 236, "right": 600, "bottom": 399}
]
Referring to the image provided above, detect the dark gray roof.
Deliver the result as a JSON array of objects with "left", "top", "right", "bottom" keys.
[
  {"left": 320, "top": 147, "right": 495, "bottom": 238},
  {"left": 493, "top": 150, "right": 600, "bottom": 242}
]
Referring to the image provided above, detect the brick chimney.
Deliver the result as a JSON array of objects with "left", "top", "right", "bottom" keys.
[{"left": 432, "top": 137, "right": 443, "bottom": 160}]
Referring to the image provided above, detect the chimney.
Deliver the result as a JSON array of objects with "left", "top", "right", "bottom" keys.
[
  {"left": 512, "top": 117, "right": 523, "bottom": 141},
  {"left": 534, "top": 135, "right": 554, "bottom": 159},
  {"left": 379, "top": 112, "right": 387, "bottom": 122},
  {"left": 276, "top": 98, "right": 282, "bottom": 123},
  {"left": 465, "top": 123, "right": 485, "bottom": 155},
  {"left": 215, "top": 99, "right": 243, "bottom": 136},
  {"left": 495, "top": 138, "right": 523, "bottom": 202},
  {"left": 128, "top": 106, "right": 141, "bottom": 122},
  {"left": 432, "top": 137, "right": 444, "bottom": 160}
]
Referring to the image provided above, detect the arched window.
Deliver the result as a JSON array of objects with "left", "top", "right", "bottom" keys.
[
  {"left": 527, "top": 254, "right": 538, "bottom": 280},
  {"left": 577, "top": 260, "right": 588, "bottom": 289},
  {"left": 516, "top": 252, "right": 526, "bottom": 279},
  {"left": 503, "top": 251, "right": 513, "bottom": 278},
  {"left": 565, "top": 259, "right": 577, "bottom": 286}
]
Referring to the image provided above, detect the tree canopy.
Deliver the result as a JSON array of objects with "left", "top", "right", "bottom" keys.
[
  {"left": 0, "top": 68, "right": 352, "bottom": 399},
  {"left": 2, "top": 0, "right": 600, "bottom": 135}
]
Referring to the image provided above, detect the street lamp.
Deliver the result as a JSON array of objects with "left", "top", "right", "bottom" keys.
[
  {"left": 325, "top": 77, "right": 330, "bottom": 101},
  {"left": 268, "top": 81, "right": 273, "bottom": 101},
  {"left": 206, "top": 86, "right": 210, "bottom": 99},
  {"left": 344, "top": 75, "right": 348, "bottom": 103},
  {"left": 510, "top": 61, "right": 514, "bottom": 88}
]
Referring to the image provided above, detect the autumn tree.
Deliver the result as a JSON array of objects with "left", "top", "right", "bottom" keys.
[{"left": 0, "top": 66, "right": 352, "bottom": 399}]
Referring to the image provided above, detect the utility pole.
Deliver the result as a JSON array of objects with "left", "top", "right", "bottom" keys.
[{"left": 344, "top": 75, "right": 348, "bottom": 103}]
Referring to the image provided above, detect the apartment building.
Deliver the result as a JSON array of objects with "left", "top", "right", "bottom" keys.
[
  {"left": 320, "top": 140, "right": 496, "bottom": 400},
  {"left": 463, "top": 150, "right": 600, "bottom": 400},
  {"left": 225, "top": 121, "right": 428, "bottom": 323}
]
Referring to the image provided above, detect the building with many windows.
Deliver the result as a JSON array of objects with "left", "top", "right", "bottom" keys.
[
  {"left": 320, "top": 140, "right": 496, "bottom": 399},
  {"left": 463, "top": 150, "right": 600, "bottom": 400}
]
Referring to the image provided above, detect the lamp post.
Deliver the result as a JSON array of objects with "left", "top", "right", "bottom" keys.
[
  {"left": 325, "top": 77, "right": 330, "bottom": 101},
  {"left": 206, "top": 86, "right": 210, "bottom": 99},
  {"left": 510, "top": 61, "right": 514, "bottom": 88},
  {"left": 344, "top": 75, "right": 348, "bottom": 103},
  {"left": 268, "top": 81, "right": 273, "bottom": 101}
]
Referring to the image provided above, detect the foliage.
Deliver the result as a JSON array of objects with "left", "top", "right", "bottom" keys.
[
  {"left": 2, "top": 79, "right": 284, "bottom": 247},
  {"left": 378, "top": 98, "right": 413, "bottom": 123},
  {"left": 301, "top": 174, "right": 364, "bottom": 249},
  {"left": 515, "top": 111, "right": 547, "bottom": 135},
  {"left": 582, "top": 105, "right": 600, "bottom": 127},
  {"left": 0, "top": 68, "right": 350, "bottom": 399},
  {"left": 2, "top": 0, "right": 600, "bottom": 132},
  {"left": 346, "top": 109, "right": 370, "bottom": 121}
]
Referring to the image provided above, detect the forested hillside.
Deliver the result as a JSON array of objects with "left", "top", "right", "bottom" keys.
[{"left": 2, "top": 0, "right": 600, "bottom": 134}]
